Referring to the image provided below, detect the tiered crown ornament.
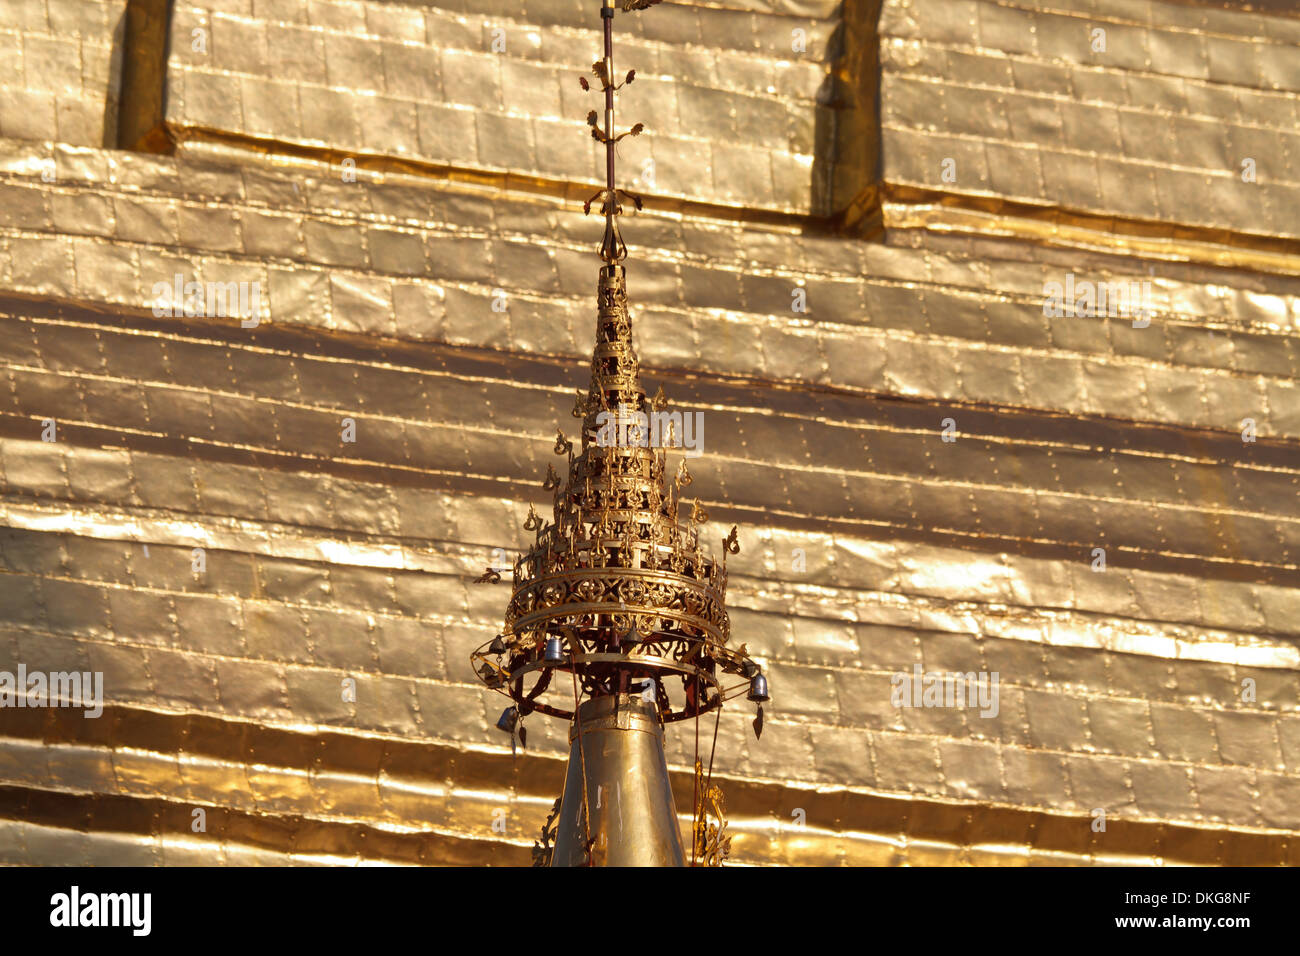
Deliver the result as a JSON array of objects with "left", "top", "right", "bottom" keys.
[{"left": 471, "top": 0, "right": 769, "bottom": 868}]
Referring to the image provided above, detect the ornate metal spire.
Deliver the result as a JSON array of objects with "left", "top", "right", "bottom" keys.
[{"left": 472, "top": 0, "right": 768, "bottom": 868}]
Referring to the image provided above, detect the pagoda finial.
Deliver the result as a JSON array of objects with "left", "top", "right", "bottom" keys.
[{"left": 471, "top": 0, "right": 768, "bottom": 869}]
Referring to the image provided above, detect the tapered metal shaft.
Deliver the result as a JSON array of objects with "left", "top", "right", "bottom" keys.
[{"left": 550, "top": 693, "right": 686, "bottom": 867}]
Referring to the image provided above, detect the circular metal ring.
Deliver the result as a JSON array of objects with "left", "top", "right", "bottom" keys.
[{"left": 472, "top": 651, "right": 726, "bottom": 723}]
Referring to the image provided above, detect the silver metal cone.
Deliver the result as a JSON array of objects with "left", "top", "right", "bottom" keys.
[{"left": 550, "top": 693, "right": 685, "bottom": 867}]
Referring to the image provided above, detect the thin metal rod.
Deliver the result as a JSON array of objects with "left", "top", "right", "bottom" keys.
[
  {"left": 705, "top": 695, "right": 722, "bottom": 794},
  {"left": 602, "top": 0, "right": 616, "bottom": 242},
  {"left": 691, "top": 672, "right": 700, "bottom": 866},
  {"left": 568, "top": 640, "right": 593, "bottom": 865}
]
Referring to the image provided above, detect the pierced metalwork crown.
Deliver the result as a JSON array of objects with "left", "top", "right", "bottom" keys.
[{"left": 473, "top": 265, "right": 763, "bottom": 724}]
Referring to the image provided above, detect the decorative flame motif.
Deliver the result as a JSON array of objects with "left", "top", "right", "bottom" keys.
[
  {"left": 531, "top": 798, "right": 563, "bottom": 867},
  {"left": 692, "top": 759, "right": 732, "bottom": 866}
]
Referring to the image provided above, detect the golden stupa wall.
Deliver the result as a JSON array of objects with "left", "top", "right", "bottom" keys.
[
  {"left": 0, "top": 0, "right": 1297, "bottom": 865},
  {"left": 164, "top": 0, "right": 836, "bottom": 213},
  {"left": 881, "top": 0, "right": 1300, "bottom": 242},
  {"left": 0, "top": 0, "right": 127, "bottom": 146}
]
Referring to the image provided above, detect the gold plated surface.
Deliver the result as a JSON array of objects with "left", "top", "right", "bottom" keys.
[{"left": 0, "top": 0, "right": 1297, "bottom": 866}]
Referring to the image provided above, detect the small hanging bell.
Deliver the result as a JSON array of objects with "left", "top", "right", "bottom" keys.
[
  {"left": 544, "top": 635, "right": 565, "bottom": 663},
  {"left": 496, "top": 706, "right": 519, "bottom": 733}
]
